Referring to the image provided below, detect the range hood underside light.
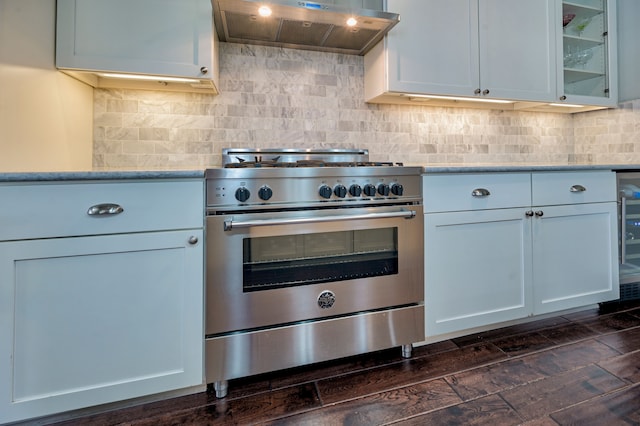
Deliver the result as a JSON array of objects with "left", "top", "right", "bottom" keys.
[{"left": 212, "top": 0, "right": 400, "bottom": 55}]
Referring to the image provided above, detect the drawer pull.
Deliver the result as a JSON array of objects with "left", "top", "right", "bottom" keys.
[
  {"left": 471, "top": 188, "right": 491, "bottom": 197},
  {"left": 570, "top": 184, "right": 586, "bottom": 193},
  {"left": 87, "top": 203, "right": 124, "bottom": 216}
]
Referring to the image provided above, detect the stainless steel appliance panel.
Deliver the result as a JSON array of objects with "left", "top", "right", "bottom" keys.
[
  {"left": 205, "top": 304, "right": 424, "bottom": 382},
  {"left": 617, "top": 172, "right": 640, "bottom": 299},
  {"left": 205, "top": 166, "right": 423, "bottom": 211},
  {"left": 206, "top": 205, "right": 424, "bottom": 335}
]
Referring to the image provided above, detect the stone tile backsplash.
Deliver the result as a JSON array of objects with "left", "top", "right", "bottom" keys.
[{"left": 93, "top": 43, "right": 640, "bottom": 170}]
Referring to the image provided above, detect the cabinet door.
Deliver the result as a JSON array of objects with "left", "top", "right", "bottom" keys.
[
  {"left": 479, "top": 0, "right": 556, "bottom": 101},
  {"left": 617, "top": 0, "right": 640, "bottom": 102},
  {"left": 532, "top": 202, "right": 618, "bottom": 315},
  {"left": 425, "top": 208, "right": 532, "bottom": 337},
  {"left": 56, "top": 0, "right": 213, "bottom": 78},
  {"left": 385, "top": 0, "right": 480, "bottom": 97},
  {"left": 556, "top": 0, "right": 618, "bottom": 106},
  {"left": 0, "top": 230, "right": 203, "bottom": 424}
]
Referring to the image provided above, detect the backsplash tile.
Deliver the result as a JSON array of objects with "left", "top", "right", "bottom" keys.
[{"left": 92, "top": 43, "right": 640, "bottom": 170}]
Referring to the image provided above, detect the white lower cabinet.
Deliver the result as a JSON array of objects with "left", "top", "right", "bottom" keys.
[
  {"left": 532, "top": 202, "right": 618, "bottom": 314},
  {"left": 0, "top": 180, "right": 204, "bottom": 424},
  {"left": 425, "top": 208, "right": 532, "bottom": 335},
  {"left": 424, "top": 171, "right": 618, "bottom": 339}
]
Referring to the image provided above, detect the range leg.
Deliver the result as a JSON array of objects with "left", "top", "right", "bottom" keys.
[
  {"left": 401, "top": 344, "right": 412, "bottom": 358},
  {"left": 214, "top": 380, "right": 228, "bottom": 398}
]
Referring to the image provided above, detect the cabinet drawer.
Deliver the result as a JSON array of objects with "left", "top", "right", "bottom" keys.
[
  {"left": 423, "top": 173, "right": 531, "bottom": 213},
  {"left": 0, "top": 180, "right": 203, "bottom": 241},
  {"left": 532, "top": 171, "right": 616, "bottom": 206}
]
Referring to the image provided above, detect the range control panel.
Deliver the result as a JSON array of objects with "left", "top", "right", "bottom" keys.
[{"left": 206, "top": 168, "right": 423, "bottom": 210}]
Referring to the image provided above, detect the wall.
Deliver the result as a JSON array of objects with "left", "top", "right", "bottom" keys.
[
  {"left": 94, "top": 43, "right": 580, "bottom": 170},
  {"left": 0, "top": 0, "right": 93, "bottom": 172},
  {"left": 93, "top": 42, "right": 640, "bottom": 170},
  {"left": 573, "top": 100, "right": 640, "bottom": 164}
]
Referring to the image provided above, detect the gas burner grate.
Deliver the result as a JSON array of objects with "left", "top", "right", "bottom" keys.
[{"left": 224, "top": 160, "right": 403, "bottom": 168}]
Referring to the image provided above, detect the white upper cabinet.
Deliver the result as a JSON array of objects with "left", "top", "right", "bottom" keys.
[
  {"left": 478, "top": 0, "right": 556, "bottom": 102},
  {"left": 56, "top": 0, "right": 219, "bottom": 93},
  {"left": 556, "top": 0, "right": 617, "bottom": 106},
  {"left": 365, "top": 0, "right": 556, "bottom": 105},
  {"left": 371, "top": 0, "right": 481, "bottom": 98},
  {"left": 366, "top": 0, "right": 620, "bottom": 111},
  {"left": 617, "top": 0, "right": 640, "bottom": 102}
]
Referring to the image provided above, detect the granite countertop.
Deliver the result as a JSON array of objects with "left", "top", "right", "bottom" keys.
[
  {"left": 422, "top": 164, "right": 640, "bottom": 173},
  {"left": 3, "top": 165, "right": 640, "bottom": 182},
  {"left": 0, "top": 169, "right": 205, "bottom": 182}
]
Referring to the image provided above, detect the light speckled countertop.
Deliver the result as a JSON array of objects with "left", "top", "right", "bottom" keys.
[
  {"left": 421, "top": 164, "right": 640, "bottom": 173},
  {"left": 0, "top": 169, "right": 205, "bottom": 182},
  {"left": 2, "top": 165, "right": 640, "bottom": 182}
]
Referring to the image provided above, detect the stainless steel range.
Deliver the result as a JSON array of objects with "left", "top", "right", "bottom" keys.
[{"left": 205, "top": 148, "right": 424, "bottom": 398}]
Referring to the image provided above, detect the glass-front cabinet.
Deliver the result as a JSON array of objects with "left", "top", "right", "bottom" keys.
[{"left": 558, "top": 0, "right": 618, "bottom": 106}]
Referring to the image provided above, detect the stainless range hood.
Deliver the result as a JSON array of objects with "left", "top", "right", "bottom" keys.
[{"left": 212, "top": 0, "right": 399, "bottom": 55}]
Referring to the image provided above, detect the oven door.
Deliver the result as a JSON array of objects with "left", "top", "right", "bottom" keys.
[{"left": 206, "top": 205, "right": 424, "bottom": 335}]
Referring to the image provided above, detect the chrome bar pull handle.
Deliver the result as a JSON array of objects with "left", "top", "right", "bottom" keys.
[
  {"left": 224, "top": 210, "right": 416, "bottom": 231},
  {"left": 621, "top": 196, "right": 628, "bottom": 262},
  {"left": 87, "top": 203, "right": 124, "bottom": 216},
  {"left": 471, "top": 188, "right": 491, "bottom": 197},
  {"left": 570, "top": 184, "right": 586, "bottom": 192}
]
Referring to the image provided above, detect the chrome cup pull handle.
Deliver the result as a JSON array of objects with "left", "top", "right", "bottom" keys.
[
  {"left": 471, "top": 188, "right": 491, "bottom": 197},
  {"left": 570, "top": 184, "right": 586, "bottom": 193},
  {"left": 87, "top": 203, "right": 124, "bottom": 216}
]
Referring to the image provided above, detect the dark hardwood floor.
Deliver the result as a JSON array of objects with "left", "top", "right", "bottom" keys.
[{"left": 31, "top": 300, "right": 640, "bottom": 425}]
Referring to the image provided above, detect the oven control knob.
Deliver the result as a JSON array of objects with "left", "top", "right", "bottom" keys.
[
  {"left": 391, "top": 183, "right": 404, "bottom": 196},
  {"left": 258, "top": 185, "right": 273, "bottom": 200},
  {"left": 333, "top": 184, "right": 347, "bottom": 198},
  {"left": 235, "top": 187, "right": 250, "bottom": 202},
  {"left": 318, "top": 184, "right": 332, "bottom": 199},
  {"left": 377, "top": 183, "right": 390, "bottom": 196},
  {"left": 349, "top": 184, "right": 362, "bottom": 197},
  {"left": 363, "top": 184, "right": 376, "bottom": 197}
]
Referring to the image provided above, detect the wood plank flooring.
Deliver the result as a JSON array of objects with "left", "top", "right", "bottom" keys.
[{"left": 27, "top": 300, "right": 640, "bottom": 425}]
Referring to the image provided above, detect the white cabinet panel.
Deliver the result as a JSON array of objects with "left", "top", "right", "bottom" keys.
[
  {"left": 617, "top": 0, "right": 640, "bottom": 102},
  {"left": 424, "top": 173, "right": 531, "bottom": 213},
  {"left": 0, "top": 230, "right": 203, "bottom": 424},
  {"left": 531, "top": 170, "right": 616, "bottom": 206},
  {"left": 366, "top": 0, "right": 555, "bottom": 103},
  {"left": 479, "top": 0, "right": 556, "bottom": 101},
  {"left": 532, "top": 202, "right": 618, "bottom": 314},
  {"left": 425, "top": 208, "right": 532, "bottom": 336},
  {"left": 385, "top": 0, "right": 480, "bottom": 97},
  {"left": 0, "top": 180, "right": 204, "bottom": 241},
  {"left": 56, "top": 0, "right": 218, "bottom": 93}
]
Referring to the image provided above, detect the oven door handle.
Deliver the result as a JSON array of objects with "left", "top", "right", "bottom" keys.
[{"left": 223, "top": 210, "right": 417, "bottom": 231}]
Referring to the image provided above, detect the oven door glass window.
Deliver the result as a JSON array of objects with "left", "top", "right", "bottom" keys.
[{"left": 242, "top": 228, "right": 398, "bottom": 291}]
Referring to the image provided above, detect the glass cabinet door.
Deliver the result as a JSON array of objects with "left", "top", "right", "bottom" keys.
[{"left": 559, "top": 0, "right": 617, "bottom": 106}]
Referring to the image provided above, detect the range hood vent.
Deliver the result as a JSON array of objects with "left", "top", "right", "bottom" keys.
[{"left": 212, "top": 0, "right": 399, "bottom": 55}]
